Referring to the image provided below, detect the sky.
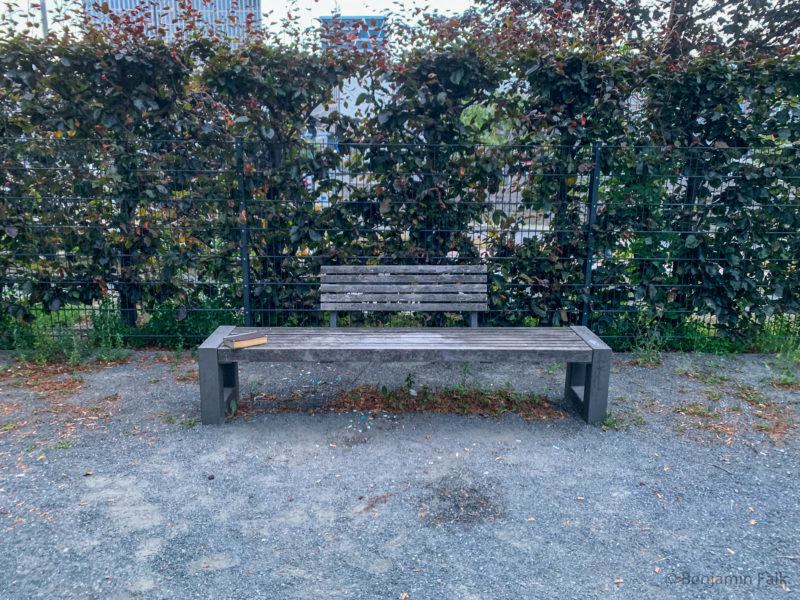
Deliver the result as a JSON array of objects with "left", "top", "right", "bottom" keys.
[{"left": 6, "top": 0, "right": 478, "bottom": 35}]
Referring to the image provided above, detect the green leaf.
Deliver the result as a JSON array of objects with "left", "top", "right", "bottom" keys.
[{"left": 685, "top": 234, "right": 702, "bottom": 249}]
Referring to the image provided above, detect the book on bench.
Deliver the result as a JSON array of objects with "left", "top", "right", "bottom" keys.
[{"left": 223, "top": 331, "right": 267, "bottom": 349}]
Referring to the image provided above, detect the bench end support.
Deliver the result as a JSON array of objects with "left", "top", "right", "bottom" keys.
[
  {"left": 566, "top": 327, "right": 611, "bottom": 424},
  {"left": 199, "top": 325, "right": 239, "bottom": 425}
]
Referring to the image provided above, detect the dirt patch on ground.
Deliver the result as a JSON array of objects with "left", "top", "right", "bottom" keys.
[
  {"left": 230, "top": 393, "right": 286, "bottom": 421},
  {"left": 326, "top": 384, "right": 564, "bottom": 421},
  {"left": 0, "top": 402, "right": 22, "bottom": 418},
  {"left": 766, "top": 380, "right": 800, "bottom": 391},
  {"left": 0, "top": 359, "right": 127, "bottom": 398},
  {"left": 417, "top": 477, "right": 505, "bottom": 527},
  {"left": 174, "top": 369, "right": 199, "bottom": 383},
  {"left": 134, "top": 351, "right": 194, "bottom": 371},
  {"left": 732, "top": 385, "right": 796, "bottom": 442}
]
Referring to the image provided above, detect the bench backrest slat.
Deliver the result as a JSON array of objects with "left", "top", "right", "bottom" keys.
[
  {"left": 322, "top": 265, "right": 485, "bottom": 274},
  {"left": 321, "top": 273, "right": 487, "bottom": 284},
  {"left": 320, "top": 265, "right": 488, "bottom": 316}
]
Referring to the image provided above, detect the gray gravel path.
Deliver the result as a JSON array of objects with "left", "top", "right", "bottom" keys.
[{"left": 0, "top": 351, "right": 798, "bottom": 599}]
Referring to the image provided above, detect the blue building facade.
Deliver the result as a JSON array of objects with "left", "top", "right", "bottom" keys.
[{"left": 318, "top": 15, "right": 387, "bottom": 53}]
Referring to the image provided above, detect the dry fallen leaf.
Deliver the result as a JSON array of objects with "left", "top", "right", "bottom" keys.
[
  {"left": 614, "top": 579, "right": 623, "bottom": 584},
  {"left": 654, "top": 567, "right": 660, "bottom": 573},
  {"left": 496, "top": 456, "right": 503, "bottom": 461}
]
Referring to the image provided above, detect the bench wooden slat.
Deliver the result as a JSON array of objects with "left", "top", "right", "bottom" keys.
[
  {"left": 228, "top": 327, "right": 586, "bottom": 343},
  {"left": 321, "top": 293, "right": 487, "bottom": 303},
  {"left": 321, "top": 302, "right": 487, "bottom": 311},
  {"left": 321, "top": 284, "right": 487, "bottom": 293},
  {"left": 224, "top": 328, "right": 583, "bottom": 342},
  {"left": 225, "top": 327, "right": 585, "bottom": 340},
  {"left": 227, "top": 339, "right": 589, "bottom": 348},
  {"left": 225, "top": 343, "right": 589, "bottom": 350},
  {"left": 321, "top": 274, "right": 487, "bottom": 284},
  {"left": 321, "top": 265, "right": 487, "bottom": 274},
  {"left": 219, "top": 348, "right": 593, "bottom": 364},
  {"left": 216, "top": 329, "right": 593, "bottom": 363},
  {"left": 234, "top": 326, "right": 580, "bottom": 333}
]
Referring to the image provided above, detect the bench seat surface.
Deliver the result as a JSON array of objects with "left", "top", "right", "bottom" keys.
[{"left": 215, "top": 327, "right": 594, "bottom": 363}]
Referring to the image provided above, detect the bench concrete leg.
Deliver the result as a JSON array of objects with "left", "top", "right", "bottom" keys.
[
  {"left": 565, "top": 352, "right": 611, "bottom": 424},
  {"left": 199, "top": 354, "right": 239, "bottom": 425},
  {"left": 199, "top": 325, "right": 239, "bottom": 425}
]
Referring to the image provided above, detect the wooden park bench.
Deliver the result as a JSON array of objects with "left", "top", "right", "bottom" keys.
[{"left": 198, "top": 264, "right": 611, "bottom": 425}]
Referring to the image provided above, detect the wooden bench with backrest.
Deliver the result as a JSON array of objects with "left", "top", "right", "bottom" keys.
[{"left": 198, "top": 264, "right": 611, "bottom": 425}]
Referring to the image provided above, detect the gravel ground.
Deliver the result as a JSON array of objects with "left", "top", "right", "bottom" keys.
[{"left": 0, "top": 350, "right": 798, "bottom": 599}]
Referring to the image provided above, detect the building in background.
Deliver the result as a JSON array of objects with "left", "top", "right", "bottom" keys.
[
  {"left": 318, "top": 15, "right": 387, "bottom": 53},
  {"left": 318, "top": 15, "right": 387, "bottom": 118},
  {"left": 308, "top": 16, "right": 388, "bottom": 209},
  {"left": 83, "top": 0, "right": 261, "bottom": 42}
]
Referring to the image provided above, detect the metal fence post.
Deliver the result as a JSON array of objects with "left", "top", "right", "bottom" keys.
[
  {"left": 581, "top": 143, "right": 602, "bottom": 327},
  {"left": 236, "top": 136, "right": 253, "bottom": 327}
]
